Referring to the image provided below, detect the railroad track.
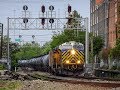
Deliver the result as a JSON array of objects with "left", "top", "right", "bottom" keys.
[
  {"left": 16, "top": 71, "right": 120, "bottom": 88},
  {"left": 1, "top": 71, "right": 120, "bottom": 88}
]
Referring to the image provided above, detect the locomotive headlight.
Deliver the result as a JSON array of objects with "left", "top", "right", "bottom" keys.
[
  {"left": 71, "top": 49, "right": 75, "bottom": 55},
  {"left": 77, "top": 60, "right": 81, "bottom": 64},
  {"left": 66, "top": 60, "right": 70, "bottom": 64}
]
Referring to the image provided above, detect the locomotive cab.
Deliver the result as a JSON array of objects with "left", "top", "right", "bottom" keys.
[{"left": 49, "top": 48, "right": 61, "bottom": 69}]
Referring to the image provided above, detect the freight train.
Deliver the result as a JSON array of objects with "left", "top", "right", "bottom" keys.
[{"left": 18, "top": 41, "right": 85, "bottom": 75}]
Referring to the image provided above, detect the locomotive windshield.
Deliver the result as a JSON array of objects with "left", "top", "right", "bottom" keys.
[{"left": 59, "top": 45, "right": 72, "bottom": 50}]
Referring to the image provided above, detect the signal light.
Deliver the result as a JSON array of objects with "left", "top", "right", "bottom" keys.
[
  {"left": 68, "top": 5, "right": 71, "bottom": 13},
  {"left": 32, "top": 35, "right": 35, "bottom": 38},
  {"left": 23, "top": 18, "right": 28, "bottom": 23},
  {"left": 41, "top": 5, "right": 45, "bottom": 13},
  {"left": 49, "top": 19, "right": 54, "bottom": 23},
  {"left": 19, "top": 35, "right": 22, "bottom": 38},
  {"left": 49, "top": 5, "right": 54, "bottom": 11},
  {"left": 41, "top": 18, "right": 45, "bottom": 25},
  {"left": 32, "top": 41, "right": 35, "bottom": 44},
  {"left": 23, "top": 5, "right": 28, "bottom": 10}
]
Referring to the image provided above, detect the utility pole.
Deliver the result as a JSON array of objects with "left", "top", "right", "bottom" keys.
[
  {"left": 85, "top": 17, "right": 89, "bottom": 65},
  {"left": 0, "top": 23, "right": 3, "bottom": 59},
  {"left": 7, "top": 17, "right": 11, "bottom": 71}
]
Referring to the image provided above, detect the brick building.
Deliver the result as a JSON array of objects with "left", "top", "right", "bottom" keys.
[{"left": 108, "top": 0, "right": 120, "bottom": 48}]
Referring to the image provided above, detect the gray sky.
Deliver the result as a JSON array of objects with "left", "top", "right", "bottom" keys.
[{"left": 0, "top": 0, "right": 90, "bottom": 45}]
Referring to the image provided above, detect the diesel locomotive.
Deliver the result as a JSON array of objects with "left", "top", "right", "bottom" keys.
[{"left": 18, "top": 41, "right": 85, "bottom": 75}]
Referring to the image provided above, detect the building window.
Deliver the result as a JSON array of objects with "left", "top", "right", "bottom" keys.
[
  {"left": 93, "top": 13, "right": 94, "bottom": 25},
  {"left": 97, "top": 16, "right": 98, "bottom": 23},
  {"left": 95, "top": 13, "right": 96, "bottom": 24},
  {"left": 93, "top": 4, "right": 95, "bottom": 12}
]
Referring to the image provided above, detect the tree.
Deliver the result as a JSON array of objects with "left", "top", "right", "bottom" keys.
[
  {"left": 0, "top": 36, "right": 20, "bottom": 58},
  {"left": 0, "top": 36, "right": 20, "bottom": 69},
  {"left": 41, "top": 41, "right": 51, "bottom": 55},
  {"left": 50, "top": 30, "right": 85, "bottom": 49},
  {"left": 1, "top": 36, "right": 9, "bottom": 58},
  {"left": 101, "top": 48, "right": 110, "bottom": 64},
  {"left": 11, "top": 42, "right": 42, "bottom": 69},
  {"left": 110, "top": 38, "right": 120, "bottom": 70},
  {"left": 93, "top": 36, "right": 104, "bottom": 56},
  {"left": 110, "top": 38, "right": 120, "bottom": 59},
  {"left": 91, "top": 36, "right": 104, "bottom": 67}
]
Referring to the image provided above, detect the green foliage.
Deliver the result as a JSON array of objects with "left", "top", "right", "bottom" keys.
[
  {"left": 109, "top": 38, "right": 120, "bottom": 70},
  {"left": 73, "top": 10, "right": 80, "bottom": 18},
  {"left": 50, "top": 30, "right": 85, "bottom": 49},
  {"left": 100, "top": 65, "right": 109, "bottom": 69},
  {"left": 0, "top": 80, "right": 22, "bottom": 90},
  {"left": 0, "top": 64, "right": 5, "bottom": 70},
  {"left": 93, "top": 36, "right": 104, "bottom": 56},
  {"left": 1, "top": 36, "right": 11, "bottom": 58},
  {"left": 41, "top": 42, "right": 51, "bottom": 55},
  {"left": 50, "top": 32, "right": 67, "bottom": 49},
  {"left": 117, "top": 66, "right": 120, "bottom": 71},
  {"left": 11, "top": 43, "right": 42, "bottom": 68},
  {"left": 110, "top": 65, "right": 117, "bottom": 70},
  {"left": 110, "top": 38, "right": 120, "bottom": 59}
]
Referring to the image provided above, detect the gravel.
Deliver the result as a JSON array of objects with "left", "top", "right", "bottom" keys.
[{"left": 18, "top": 80, "right": 119, "bottom": 90}]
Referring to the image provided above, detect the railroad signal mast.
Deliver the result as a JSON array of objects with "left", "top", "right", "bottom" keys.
[
  {"left": 7, "top": 5, "right": 89, "bottom": 71},
  {"left": 0, "top": 23, "right": 3, "bottom": 59}
]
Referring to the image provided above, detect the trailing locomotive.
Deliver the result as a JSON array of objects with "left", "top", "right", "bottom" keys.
[{"left": 18, "top": 41, "right": 85, "bottom": 75}]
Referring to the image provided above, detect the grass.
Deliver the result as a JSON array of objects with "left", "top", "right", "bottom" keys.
[{"left": 0, "top": 80, "right": 22, "bottom": 90}]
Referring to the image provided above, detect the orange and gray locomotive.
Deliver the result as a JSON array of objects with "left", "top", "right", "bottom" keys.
[{"left": 18, "top": 41, "right": 85, "bottom": 75}]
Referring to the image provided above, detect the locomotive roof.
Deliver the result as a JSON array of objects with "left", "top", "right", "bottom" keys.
[
  {"left": 59, "top": 41, "right": 84, "bottom": 50},
  {"left": 59, "top": 41, "right": 83, "bottom": 46}
]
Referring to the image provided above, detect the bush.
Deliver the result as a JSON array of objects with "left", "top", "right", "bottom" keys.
[
  {"left": 117, "top": 66, "right": 120, "bottom": 70},
  {"left": 0, "top": 64, "right": 5, "bottom": 70},
  {"left": 100, "top": 65, "right": 109, "bottom": 69},
  {"left": 110, "top": 65, "right": 117, "bottom": 70}
]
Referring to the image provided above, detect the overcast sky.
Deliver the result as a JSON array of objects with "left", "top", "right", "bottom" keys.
[{"left": 0, "top": 0, "right": 90, "bottom": 45}]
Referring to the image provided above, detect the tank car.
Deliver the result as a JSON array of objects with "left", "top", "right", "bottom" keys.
[{"left": 18, "top": 55, "right": 49, "bottom": 71}]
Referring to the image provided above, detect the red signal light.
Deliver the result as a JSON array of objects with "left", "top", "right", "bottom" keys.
[
  {"left": 41, "top": 18, "right": 45, "bottom": 25},
  {"left": 41, "top": 5, "right": 45, "bottom": 13}
]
